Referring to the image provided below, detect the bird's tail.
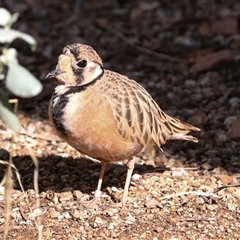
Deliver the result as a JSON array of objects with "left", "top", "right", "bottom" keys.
[{"left": 168, "top": 120, "right": 200, "bottom": 142}]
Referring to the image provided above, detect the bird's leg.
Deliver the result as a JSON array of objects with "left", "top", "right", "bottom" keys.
[
  {"left": 80, "top": 161, "right": 107, "bottom": 208},
  {"left": 95, "top": 161, "right": 107, "bottom": 198},
  {"left": 109, "top": 157, "right": 136, "bottom": 210},
  {"left": 121, "top": 157, "right": 135, "bottom": 209}
]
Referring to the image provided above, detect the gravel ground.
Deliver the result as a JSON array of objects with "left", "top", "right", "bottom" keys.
[{"left": 0, "top": 0, "right": 240, "bottom": 239}]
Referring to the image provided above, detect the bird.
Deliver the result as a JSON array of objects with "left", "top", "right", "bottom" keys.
[{"left": 46, "top": 43, "right": 200, "bottom": 209}]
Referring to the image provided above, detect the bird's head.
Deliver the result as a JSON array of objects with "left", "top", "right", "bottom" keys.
[{"left": 46, "top": 43, "right": 103, "bottom": 86}]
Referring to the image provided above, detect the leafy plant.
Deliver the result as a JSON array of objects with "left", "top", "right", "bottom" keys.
[{"left": 0, "top": 8, "right": 43, "bottom": 132}]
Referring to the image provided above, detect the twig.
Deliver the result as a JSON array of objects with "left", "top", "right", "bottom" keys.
[
  {"left": 0, "top": 128, "right": 60, "bottom": 142},
  {"left": 19, "top": 205, "right": 28, "bottom": 222},
  {"left": 20, "top": 131, "right": 60, "bottom": 142},
  {"left": 23, "top": 142, "right": 43, "bottom": 240},
  {"left": 96, "top": 19, "right": 189, "bottom": 64},
  {"left": 160, "top": 191, "right": 219, "bottom": 200},
  {"left": 179, "top": 217, "right": 215, "bottom": 222},
  {"left": 171, "top": 167, "right": 199, "bottom": 170},
  {"left": 217, "top": 183, "right": 240, "bottom": 190},
  {"left": 3, "top": 154, "right": 13, "bottom": 240},
  {"left": 8, "top": 98, "right": 18, "bottom": 114}
]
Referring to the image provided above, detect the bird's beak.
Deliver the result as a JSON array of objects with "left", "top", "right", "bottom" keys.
[{"left": 45, "top": 68, "right": 65, "bottom": 79}]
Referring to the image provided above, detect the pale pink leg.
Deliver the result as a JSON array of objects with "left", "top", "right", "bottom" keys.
[
  {"left": 95, "top": 161, "right": 107, "bottom": 198},
  {"left": 121, "top": 157, "right": 136, "bottom": 208},
  {"left": 80, "top": 162, "right": 108, "bottom": 208}
]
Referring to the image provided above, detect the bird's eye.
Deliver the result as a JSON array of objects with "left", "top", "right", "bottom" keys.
[{"left": 77, "top": 60, "right": 87, "bottom": 68}]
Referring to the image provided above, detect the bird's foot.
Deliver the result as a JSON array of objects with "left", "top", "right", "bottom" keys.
[
  {"left": 108, "top": 201, "right": 127, "bottom": 212},
  {"left": 79, "top": 197, "right": 102, "bottom": 209}
]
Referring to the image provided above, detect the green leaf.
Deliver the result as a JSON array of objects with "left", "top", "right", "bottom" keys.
[
  {"left": 0, "top": 29, "right": 37, "bottom": 50},
  {"left": 8, "top": 12, "right": 19, "bottom": 27},
  {"left": 0, "top": 89, "right": 13, "bottom": 111},
  {"left": 6, "top": 62, "right": 43, "bottom": 97},
  {"left": 1, "top": 47, "right": 18, "bottom": 65},
  {"left": 3, "top": 48, "right": 43, "bottom": 98},
  {"left": 0, "top": 102, "right": 21, "bottom": 132},
  {"left": 0, "top": 8, "right": 11, "bottom": 27}
]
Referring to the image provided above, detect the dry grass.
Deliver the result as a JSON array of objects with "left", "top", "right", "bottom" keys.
[
  {"left": 1, "top": 94, "right": 43, "bottom": 240},
  {"left": 0, "top": 138, "right": 43, "bottom": 240}
]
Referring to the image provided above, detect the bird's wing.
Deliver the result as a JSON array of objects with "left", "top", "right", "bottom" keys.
[{"left": 102, "top": 71, "right": 200, "bottom": 149}]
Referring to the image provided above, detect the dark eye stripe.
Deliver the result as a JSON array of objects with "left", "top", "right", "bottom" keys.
[{"left": 72, "top": 66, "right": 84, "bottom": 85}]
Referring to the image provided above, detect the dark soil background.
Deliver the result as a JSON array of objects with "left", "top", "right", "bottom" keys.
[{"left": 0, "top": 0, "right": 240, "bottom": 239}]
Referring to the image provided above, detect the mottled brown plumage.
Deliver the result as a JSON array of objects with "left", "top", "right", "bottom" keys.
[{"left": 47, "top": 43, "right": 200, "bottom": 208}]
